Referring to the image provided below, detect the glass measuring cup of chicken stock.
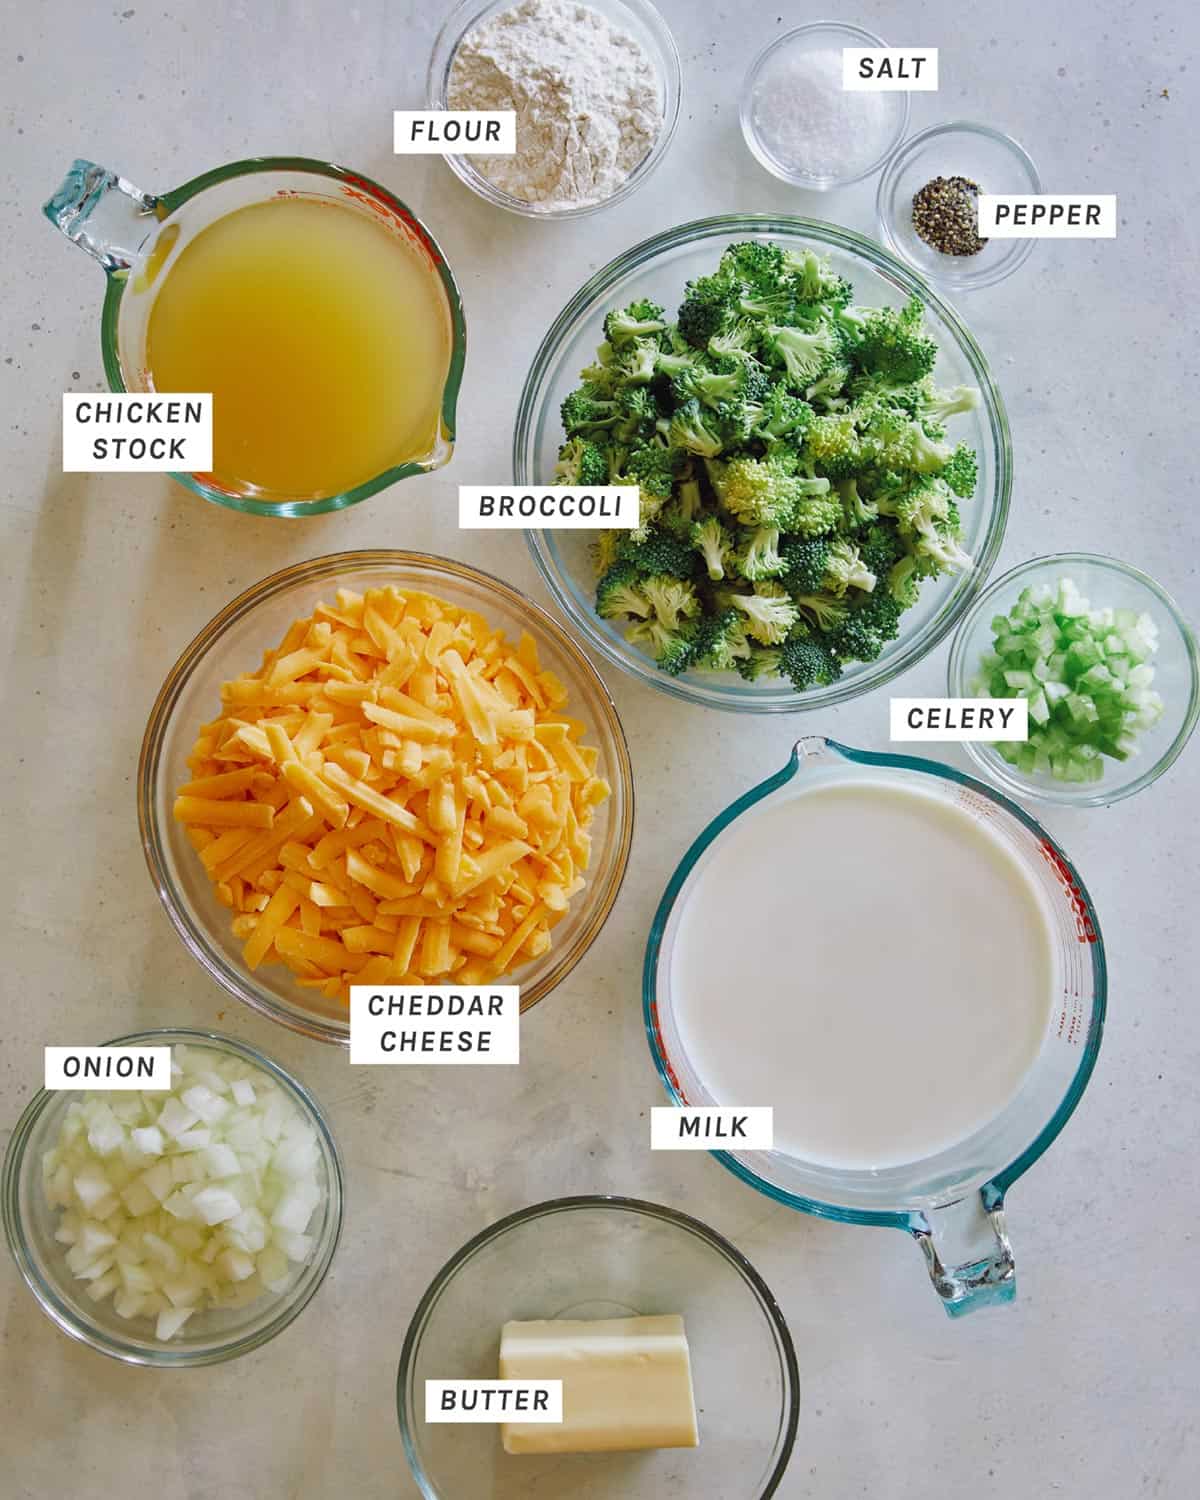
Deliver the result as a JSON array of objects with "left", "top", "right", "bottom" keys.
[
  {"left": 44, "top": 157, "right": 466, "bottom": 515},
  {"left": 645, "top": 736, "right": 1106, "bottom": 1316}
]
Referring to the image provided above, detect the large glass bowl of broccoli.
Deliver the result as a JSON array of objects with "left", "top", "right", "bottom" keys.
[{"left": 515, "top": 215, "right": 1011, "bottom": 711}]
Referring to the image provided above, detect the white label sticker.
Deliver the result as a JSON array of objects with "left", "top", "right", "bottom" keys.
[
  {"left": 650, "top": 1106, "right": 774, "bottom": 1151},
  {"left": 394, "top": 111, "right": 516, "bottom": 154},
  {"left": 45, "top": 1047, "right": 172, "bottom": 1091},
  {"left": 349, "top": 987, "right": 520, "bottom": 1064},
  {"left": 842, "top": 48, "right": 938, "bottom": 90},
  {"left": 458, "top": 486, "right": 641, "bottom": 529},
  {"left": 62, "top": 393, "right": 212, "bottom": 472},
  {"left": 425, "top": 1381, "right": 562, "bottom": 1424},
  {"left": 890, "top": 698, "right": 1029, "bottom": 742},
  {"left": 977, "top": 195, "right": 1117, "bottom": 238}
]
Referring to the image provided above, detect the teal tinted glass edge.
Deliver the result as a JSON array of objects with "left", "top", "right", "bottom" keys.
[
  {"left": 641, "top": 737, "right": 1108, "bottom": 1230},
  {"left": 98, "top": 156, "right": 466, "bottom": 518}
]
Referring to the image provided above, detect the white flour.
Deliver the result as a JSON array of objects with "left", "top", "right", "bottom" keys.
[{"left": 447, "top": 0, "right": 663, "bottom": 210}]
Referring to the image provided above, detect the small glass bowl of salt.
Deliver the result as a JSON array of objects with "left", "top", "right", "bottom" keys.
[{"left": 739, "top": 21, "right": 909, "bottom": 191}]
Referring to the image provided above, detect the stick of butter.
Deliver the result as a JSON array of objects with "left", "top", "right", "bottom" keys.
[{"left": 499, "top": 1314, "right": 700, "bottom": 1455}]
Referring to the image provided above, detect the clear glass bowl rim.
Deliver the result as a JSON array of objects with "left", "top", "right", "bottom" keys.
[
  {"left": 875, "top": 121, "right": 1043, "bottom": 290},
  {"left": 642, "top": 736, "right": 1107, "bottom": 1228},
  {"left": 739, "top": 20, "right": 911, "bottom": 190},
  {"left": 137, "top": 549, "right": 636, "bottom": 1045},
  {"left": 518, "top": 212, "right": 1012, "bottom": 712},
  {"left": 426, "top": 0, "right": 683, "bottom": 220},
  {"left": 1, "top": 1027, "right": 345, "bottom": 1367},
  {"left": 394, "top": 1192, "right": 801, "bottom": 1498},
  {"left": 99, "top": 155, "right": 467, "bottom": 517},
  {"left": 946, "top": 551, "right": 1200, "bottom": 806}
]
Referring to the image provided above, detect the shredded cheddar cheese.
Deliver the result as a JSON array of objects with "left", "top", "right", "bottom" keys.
[{"left": 174, "top": 586, "right": 610, "bottom": 1003}]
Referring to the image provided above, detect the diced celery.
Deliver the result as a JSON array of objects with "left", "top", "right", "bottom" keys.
[{"left": 977, "top": 574, "right": 1164, "bottom": 784}]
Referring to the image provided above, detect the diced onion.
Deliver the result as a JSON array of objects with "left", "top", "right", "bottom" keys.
[{"left": 44, "top": 1045, "right": 325, "bottom": 1344}]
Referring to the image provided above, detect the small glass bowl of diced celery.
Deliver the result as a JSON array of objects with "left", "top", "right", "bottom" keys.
[
  {"left": 1, "top": 1029, "right": 343, "bottom": 1365},
  {"left": 948, "top": 553, "right": 1198, "bottom": 806}
]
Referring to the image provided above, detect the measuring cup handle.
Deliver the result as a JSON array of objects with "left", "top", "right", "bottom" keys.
[
  {"left": 910, "top": 1186, "right": 1015, "bottom": 1317},
  {"left": 43, "top": 159, "right": 161, "bottom": 273}
]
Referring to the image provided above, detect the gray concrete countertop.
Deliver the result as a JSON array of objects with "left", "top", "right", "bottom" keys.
[{"left": 2, "top": 1, "right": 1197, "bottom": 1495}]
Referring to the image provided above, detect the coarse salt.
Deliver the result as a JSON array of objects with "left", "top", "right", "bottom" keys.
[{"left": 750, "top": 47, "right": 892, "bottom": 182}]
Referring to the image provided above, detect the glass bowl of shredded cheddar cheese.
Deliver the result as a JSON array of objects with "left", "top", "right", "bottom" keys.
[{"left": 138, "top": 552, "right": 634, "bottom": 1045}]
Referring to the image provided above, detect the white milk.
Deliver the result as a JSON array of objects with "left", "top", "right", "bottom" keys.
[{"left": 668, "top": 780, "right": 1055, "bottom": 1169}]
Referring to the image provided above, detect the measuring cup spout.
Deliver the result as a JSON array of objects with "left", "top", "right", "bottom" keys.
[
  {"left": 911, "top": 1185, "right": 1015, "bottom": 1316},
  {"left": 44, "top": 160, "right": 162, "bottom": 273}
]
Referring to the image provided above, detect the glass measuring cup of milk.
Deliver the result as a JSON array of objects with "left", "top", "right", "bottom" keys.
[
  {"left": 644, "top": 736, "right": 1106, "bottom": 1317},
  {"left": 44, "top": 157, "right": 466, "bottom": 516}
]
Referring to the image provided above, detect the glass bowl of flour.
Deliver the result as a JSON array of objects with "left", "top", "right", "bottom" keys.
[{"left": 428, "top": 0, "right": 682, "bottom": 219}]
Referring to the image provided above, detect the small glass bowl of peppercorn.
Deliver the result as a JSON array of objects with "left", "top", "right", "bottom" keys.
[{"left": 877, "top": 121, "right": 1041, "bottom": 291}]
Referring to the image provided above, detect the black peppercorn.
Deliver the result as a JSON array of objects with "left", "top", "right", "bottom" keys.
[{"left": 912, "top": 176, "right": 988, "bottom": 256}]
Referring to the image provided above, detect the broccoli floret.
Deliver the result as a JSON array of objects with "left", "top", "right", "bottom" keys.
[
  {"left": 836, "top": 476, "right": 877, "bottom": 527},
  {"left": 617, "top": 337, "right": 663, "bottom": 384},
  {"left": 882, "top": 475, "right": 954, "bottom": 535},
  {"left": 709, "top": 454, "right": 827, "bottom": 529},
  {"left": 654, "top": 347, "right": 703, "bottom": 380},
  {"left": 754, "top": 386, "right": 814, "bottom": 444},
  {"left": 887, "top": 553, "right": 921, "bottom": 607},
  {"left": 719, "top": 240, "right": 786, "bottom": 290},
  {"left": 735, "top": 647, "right": 782, "bottom": 682},
  {"left": 804, "top": 412, "right": 862, "bottom": 478},
  {"left": 691, "top": 607, "right": 748, "bottom": 671},
  {"left": 692, "top": 514, "right": 736, "bottom": 580},
  {"left": 779, "top": 535, "right": 831, "bottom": 595},
  {"left": 821, "top": 539, "right": 877, "bottom": 596},
  {"left": 614, "top": 385, "right": 660, "bottom": 443},
  {"left": 626, "top": 442, "right": 684, "bottom": 501},
  {"left": 917, "top": 382, "right": 982, "bottom": 424},
  {"left": 777, "top": 635, "right": 843, "bottom": 691},
  {"left": 737, "top": 287, "right": 802, "bottom": 323},
  {"left": 941, "top": 443, "right": 979, "bottom": 498},
  {"left": 789, "top": 489, "right": 845, "bottom": 539},
  {"left": 618, "top": 526, "right": 697, "bottom": 580},
  {"left": 591, "top": 530, "right": 622, "bottom": 576},
  {"left": 668, "top": 397, "right": 725, "bottom": 458},
  {"left": 671, "top": 364, "right": 743, "bottom": 409},
  {"left": 734, "top": 526, "right": 785, "bottom": 582},
  {"left": 596, "top": 562, "right": 652, "bottom": 620},
  {"left": 805, "top": 360, "right": 853, "bottom": 408},
  {"left": 554, "top": 437, "right": 609, "bottom": 487},
  {"left": 910, "top": 515, "right": 973, "bottom": 575},
  {"left": 627, "top": 617, "right": 697, "bottom": 676},
  {"left": 642, "top": 574, "right": 701, "bottom": 630},
  {"left": 726, "top": 582, "right": 800, "bottom": 645},
  {"left": 676, "top": 274, "right": 739, "bottom": 348},
  {"left": 861, "top": 407, "right": 953, "bottom": 475},
  {"left": 707, "top": 319, "right": 763, "bottom": 363},
  {"left": 842, "top": 296, "right": 939, "bottom": 384},
  {"left": 832, "top": 591, "right": 904, "bottom": 664},
  {"left": 781, "top": 248, "right": 850, "bottom": 308},
  {"left": 763, "top": 323, "right": 839, "bottom": 388},
  {"left": 603, "top": 300, "right": 667, "bottom": 344},
  {"left": 561, "top": 386, "right": 619, "bottom": 436},
  {"left": 793, "top": 593, "right": 850, "bottom": 632},
  {"left": 856, "top": 520, "right": 906, "bottom": 579}
]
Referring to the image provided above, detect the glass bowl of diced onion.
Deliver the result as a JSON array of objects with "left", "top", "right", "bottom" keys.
[
  {"left": 1, "top": 1029, "right": 343, "bottom": 1366},
  {"left": 947, "top": 553, "right": 1199, "bottom": 806},
  {"left": 138, "top": 551, "right": 635, "bottom": 1046}
]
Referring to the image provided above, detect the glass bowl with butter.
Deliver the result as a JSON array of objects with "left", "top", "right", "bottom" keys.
[
  {"left": 397, "top": 1195, "right": 799, "bottom": 1497},
  {"left": 138, "top": 551, "right": 634, "bottom": 1046}
]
